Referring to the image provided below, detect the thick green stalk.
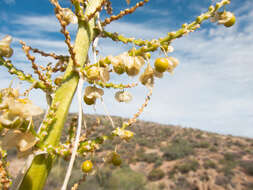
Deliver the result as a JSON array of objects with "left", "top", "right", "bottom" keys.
[{"left": 19, "top": 1, "right": 103, "bottom": 189}]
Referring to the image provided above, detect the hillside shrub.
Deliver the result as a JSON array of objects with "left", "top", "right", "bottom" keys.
[
  {"left": 148, "top": 168, "right": 165, "bottom": 181},
  {"left": 162, "top": 138, "right": 194, "bottom": 160},
  {"left": 174, "top": 159, "right": 199, "bottom": 174}
]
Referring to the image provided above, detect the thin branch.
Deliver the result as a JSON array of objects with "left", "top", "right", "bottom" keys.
[
  {"left": 101, "top": 0, "right": 149, "bottom": 26},
  {"left": 0, "top": 57, "right": 49, "bottom": 92},
  {"left": 20, "top": 40, "right": 53, "bottom": 90},
  {"left": 28, "top": 46, "right": 68, "bottom": 60},
  {"left": 125, "top": 87, "right": 153, "bottom": 128},
  {"left": 129, "top": 0, "right": 231, "bottom": 56},
  {"left": 50, "top": 0, "right": 79, "bottom": 68},
  {"left": 84, "top": 0, "right": 107, "bottom": 22}
]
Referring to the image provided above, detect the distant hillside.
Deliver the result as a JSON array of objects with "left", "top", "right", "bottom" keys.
[{"left": 7, "top": 113, "right": 253, "bottom": 190}]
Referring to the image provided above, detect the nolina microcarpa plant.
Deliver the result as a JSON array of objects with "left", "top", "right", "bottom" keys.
[{"left": 0, "top": 0, "right": 235, "bottom": 189}]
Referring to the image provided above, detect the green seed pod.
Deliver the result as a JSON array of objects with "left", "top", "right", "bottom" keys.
[{"left": 111, "top": 152, "right": 122, "bottom": 166}]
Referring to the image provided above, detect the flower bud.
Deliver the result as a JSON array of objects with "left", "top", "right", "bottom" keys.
[
  {"left": 0, "top": 35, "right": 13, "bottom": 58},
  {"left": 86, "top": 66, "right": 110, "bottom": 82}
]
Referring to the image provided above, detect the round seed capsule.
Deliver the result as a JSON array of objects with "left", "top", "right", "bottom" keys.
[
  {"left": 83, "top": 95, "right": 96, "bottom": 105},
  {"left": 81, "top": 160, "right": 93, "bottom": 173},
  {"left": 154, "top": 57, "right": 169, "bottom": 73},
  {"left": 112, "top": 153, "right": 122, "bottom": 166},
  {"left": 224, "top": 13, "right": 236, "bottom": 27}
]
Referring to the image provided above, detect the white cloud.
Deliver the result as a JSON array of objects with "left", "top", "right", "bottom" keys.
[{"left": 3, "top": 0, "right": 15, "bottom": 5}]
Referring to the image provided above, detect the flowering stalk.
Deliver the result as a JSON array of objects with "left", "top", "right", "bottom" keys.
[
  {"left": 18, "top": 1, "right": 103, "bottom": 189},
  {"left": 0, "top": 0, "right": 236, "bottom": 189}
]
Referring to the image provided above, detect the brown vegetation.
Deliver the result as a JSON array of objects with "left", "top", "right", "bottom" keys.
[{"left": 6, "top": 113, "right": 253, "bottom": 190}]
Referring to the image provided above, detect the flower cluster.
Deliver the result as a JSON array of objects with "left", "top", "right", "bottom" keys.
[
  {"left": 83, "top": 52, "right": 179, "bottom": 106},
  {"left": 0, "top": 88, "right": 42, "bottom": 154},
  {"left": 112, "top": 127, "right": 134, "bottom": 141},
  {"left": 0, "top": 88, "right": 43, "bottom": 129}
]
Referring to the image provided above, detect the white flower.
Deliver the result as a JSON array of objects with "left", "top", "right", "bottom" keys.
[
  {"left": 60, "top": 8, "right": 78, "bottom": 25},
  {"left": 139, "top": 64, "right": 154, "bottom": 87},
  {"left": 0, "top": 35, "right": 13, "bottom": 58},
  {"left": 86, "top": 66, "right": 110, "bottom": 82},
  {"left": 119, "top": 52, "right": 145, "bottom": 76},
  {"left": 1, "top": 130, "right": 38, "bottom": 152},
  {"left": 115, "top": 91, "right": 132, "bottom": 103}
]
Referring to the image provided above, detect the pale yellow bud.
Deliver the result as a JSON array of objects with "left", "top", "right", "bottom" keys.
[
  {"left": 86, "top": 66, "right": 100, "bottom": 81},
  {"left": 0, "top": 35, "right": 13, "bottom": 58},
  {"left": 112, "top": 127, "right": 134, "bottom": 141},
  {"left": 139, "top": 64, "right": 154, "bottom": 87},
  {"left": 61, "top": 8, "right": 78, "bottom": 25},
  {"left": 111, "top": 56, "right": 126, "bottom": 75}
]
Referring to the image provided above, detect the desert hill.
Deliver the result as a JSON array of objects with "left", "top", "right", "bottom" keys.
[{"left": 6, "top": 113, "right": 253, "bottom": 190}]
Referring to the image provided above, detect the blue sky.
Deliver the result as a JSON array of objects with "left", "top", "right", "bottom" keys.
[{"left": 0, "top": 0, "right": 252, "bottom": 137}]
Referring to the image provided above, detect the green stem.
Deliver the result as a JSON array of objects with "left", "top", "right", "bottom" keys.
[{"left": 18, "top": 0, "right": 103, "bottom": 189}]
